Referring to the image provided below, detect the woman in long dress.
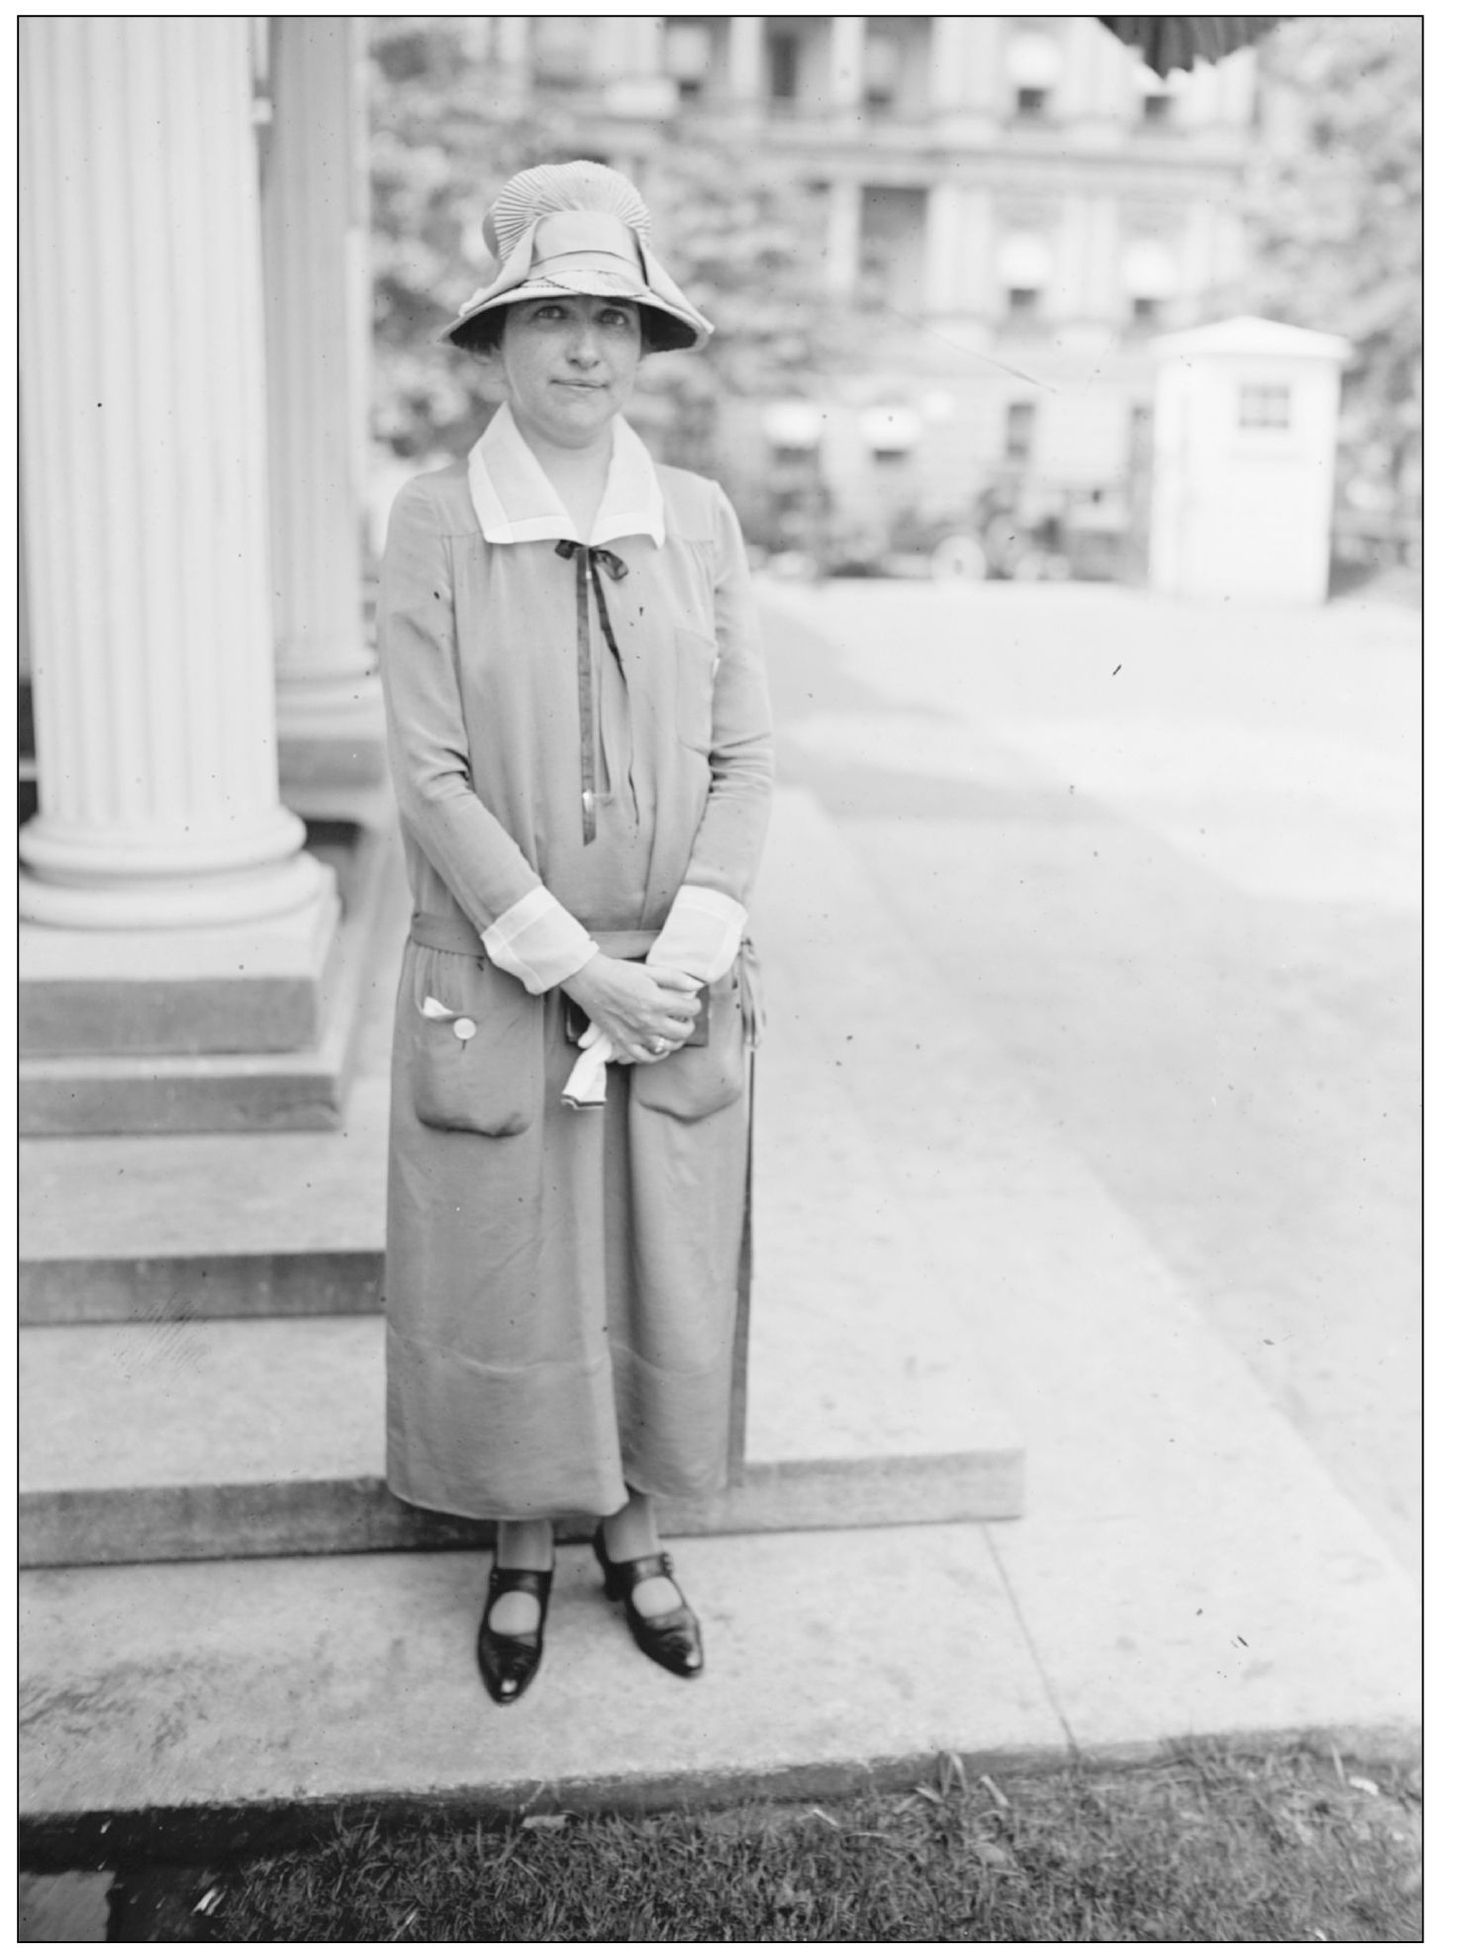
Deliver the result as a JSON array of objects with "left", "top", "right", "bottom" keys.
[{"left": 377, "top": 162, "right": 773, "bottom": 1704}]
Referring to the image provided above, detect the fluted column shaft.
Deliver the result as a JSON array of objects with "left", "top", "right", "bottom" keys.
[
  {"left": 262, "top": 17, "right": 383, "bottom": 765},
  {"left": 19, "top": 16, "right": 325, "bottom": 927}
]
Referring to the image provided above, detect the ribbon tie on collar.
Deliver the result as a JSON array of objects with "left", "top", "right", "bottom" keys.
[{"left": 556, "top": 541, "right": 628, "bottom": 844}]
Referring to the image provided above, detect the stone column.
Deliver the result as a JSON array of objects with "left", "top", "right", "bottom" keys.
[
  {"left": 18, "top": 17, "right": 331, "bottom": 932},
  {"left": 961, "top": 18, "right": 1004, "bottom": 114},
  {"left": 1083, "top": 194, "right": 1124, "bottom": 323},
  {"left": 824, "top": 179, "right": 862, "bottom": 298},
  {"left": 962, "top": 190, "right": 996, "bottom": 318},
  {"left": 828, "top": 15, "right": 866, "bottom": 121},
  {"left": 925, "top": 183, "right": 963, "bottom": 314},
  {"left": 1060, "top": 19, "right": 1109, "bottom": 122},
  {"left": 929, "top": 17, "right": 968, "bottom": 111},
  {"left": 727, "top": 15, "right": 764, "bottom": 105},
  {"left": 262, "top": 18, "right": 384, "bottom": 790},
  {"left": 491, "top": 17, "right": 531, "bottom": 113}
]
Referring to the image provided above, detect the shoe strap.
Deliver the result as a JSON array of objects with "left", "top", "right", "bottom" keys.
[
  {"left": 488, "top": 1564, "right": 554, "bottom": 1603},
  {"left": 605, "top": 1549, "right": 674, "bottom": 1598}
]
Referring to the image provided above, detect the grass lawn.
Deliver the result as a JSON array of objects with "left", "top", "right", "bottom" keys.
[{"left": 137, "top": 1739, "right": 1421, "bottom": 1943}]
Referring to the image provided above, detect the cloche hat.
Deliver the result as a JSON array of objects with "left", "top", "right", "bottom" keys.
[{"left": 440, "top": 160, "right": 713, "bottom": 355}]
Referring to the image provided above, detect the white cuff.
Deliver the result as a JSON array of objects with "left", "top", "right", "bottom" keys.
[
  {"left": 647, "top": 885, "right": 747, "bottom": 984},
  {"left": 482, "top": 886, "right": 598, "bottom": 995}
]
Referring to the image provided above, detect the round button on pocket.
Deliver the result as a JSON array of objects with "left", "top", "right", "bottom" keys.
[{"left": 452, "top": 1017, "right": 477, "bottom": 1041}]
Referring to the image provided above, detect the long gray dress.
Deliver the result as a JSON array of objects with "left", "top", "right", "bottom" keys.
[{"left": 377, "top": 444, "right": 773, "bottom": 1519}]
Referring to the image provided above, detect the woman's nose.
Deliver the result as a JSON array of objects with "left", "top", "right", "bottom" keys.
[{"left": 565, "top": 328, "right": 603, "bottom": 367}]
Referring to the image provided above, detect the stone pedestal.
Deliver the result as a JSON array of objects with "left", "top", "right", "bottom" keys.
[{"left": 262, "top": 18, "right": 385, "bottom": 792}]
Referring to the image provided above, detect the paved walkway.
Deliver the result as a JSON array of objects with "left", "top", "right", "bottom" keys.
[{"left": 763, "top": 576, "right": 1422, "bottom": 1576}]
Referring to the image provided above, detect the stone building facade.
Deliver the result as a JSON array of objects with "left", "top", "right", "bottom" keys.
[{"left": 464, "top": 16, "right": 1260, "bottom": 566}]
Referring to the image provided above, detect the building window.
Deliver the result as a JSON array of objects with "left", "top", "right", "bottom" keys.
[
  {"left": 1121, "top": 238, "right": 1178, "bottom": 327},
  {"left": 531, "top": 17, "right": 586, "bottom": 86},
  {"left": 767, "top": 32, "right": 800, "bottom": 106},
  {"left": 1005, "top": 401, "right": 1036, "bottom": 464},
  {"left": 1007, "top": 28, "right": 1061, "bottom": 121},
  {"left": 665, "top": 20, "right": 713, "bottom": 101},
  {"left": 998, "top": 230, "right": 1053, "bottom": 325},
  {"left": 1141, "top": 90, "right": 1174, "bottom": 126},
  {"left": 865, "top": 29, "right": 902, "bottom": 112},
  {"left": 858, "top": 185, "right": 928, "bottom": 312},
  {"left": 861, "top": 404, "right": 923, "bottom": 458},
  {"left": 1238, "top": 384, "right": 1293, "bottom": 431}
]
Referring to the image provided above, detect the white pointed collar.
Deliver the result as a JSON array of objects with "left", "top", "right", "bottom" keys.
[{"left": 467, "top": 404, "right": 665, "bottom": 549}]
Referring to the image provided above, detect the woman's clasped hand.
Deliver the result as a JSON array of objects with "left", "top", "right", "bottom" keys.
[{"left": 561, "top": 955, "right": 701, "bottom": 1065}]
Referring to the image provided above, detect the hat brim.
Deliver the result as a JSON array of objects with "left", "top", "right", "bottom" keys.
[{"left": 440, "top": 271, "right": 707, "bottom": 355}]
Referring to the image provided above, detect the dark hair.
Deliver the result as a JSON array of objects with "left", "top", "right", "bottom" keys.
[
  {"left": 448, "top": 307, "right": 507, "bottom": 357},
  {"left": 448, "top": 296, "right": 690, "bottom": 357}
]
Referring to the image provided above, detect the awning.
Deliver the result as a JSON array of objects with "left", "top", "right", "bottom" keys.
[{"left": 1097, "top": 17, "right": 1285, "bottom": 78}]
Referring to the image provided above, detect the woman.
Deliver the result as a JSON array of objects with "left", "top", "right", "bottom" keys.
[{"left": 377, "top": 162, "right": 774, "bottom": 1706}]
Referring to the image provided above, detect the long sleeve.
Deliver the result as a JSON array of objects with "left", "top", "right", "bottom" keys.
[
  {"left": 678, "top": 484, "right": 775, "bottom": 908},
  {"left": 378, "top": 478, "right": 594, "bottom": 987}
]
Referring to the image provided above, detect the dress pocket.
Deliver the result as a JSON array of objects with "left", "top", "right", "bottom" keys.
[
  {"left": 403, "top": 941, "right": 541, "bottom": 1137},
  {"left": 631, "top": 967, "right": 746, "bottom": 1122},
  {"left": 675, "top": 627, "right": 719, "bottom": 755}
]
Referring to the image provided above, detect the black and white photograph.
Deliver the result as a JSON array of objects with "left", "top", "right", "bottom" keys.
[{"left": 18, "top": 11, "right": 1424, "bottom": 1942}]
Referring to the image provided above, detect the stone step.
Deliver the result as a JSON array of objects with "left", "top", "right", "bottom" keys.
[
  {"left": 20, "top": 1524, "right": 1067, "bottom": 1862},
  {"left": 18, "top": 1071, "right": 391, "bottom": 1324},
  {"left": 19, "top": 785, "right": 1032, "bottom": 1559},
  {"left": 18, "top": 810, "right": 406, "bottom": 1136},
  {"left": 18, "top": 1289, "right": 1022, "bottom": 1564}
]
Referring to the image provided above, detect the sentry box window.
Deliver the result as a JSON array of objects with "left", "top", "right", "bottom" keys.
[{"left": 1238, "top": 383, "right": 1293, "bottom": 431}]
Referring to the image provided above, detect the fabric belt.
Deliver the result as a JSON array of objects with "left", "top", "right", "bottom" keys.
[
  {"left": 410, "top": 910, "right": 658, "bottom": 964},
  {"left": 555, "top": 538, "right": 628, "bottom": 846}
]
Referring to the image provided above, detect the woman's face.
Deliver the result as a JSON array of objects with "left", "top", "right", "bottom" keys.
[{"left": 489, "top": 294, "right": 643, "bottom": 451}]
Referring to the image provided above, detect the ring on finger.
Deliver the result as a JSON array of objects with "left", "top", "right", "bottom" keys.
[{"left": 650, "top": 1036, "right": 669, "bottom": 1056}]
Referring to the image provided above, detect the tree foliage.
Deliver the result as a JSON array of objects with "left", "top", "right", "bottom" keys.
[
  {"left": 1245, "top": 17, "right": 1421, "bottom": 508},
  {"left": 368, "top": 19, "right": 851, "bottom": 476}
]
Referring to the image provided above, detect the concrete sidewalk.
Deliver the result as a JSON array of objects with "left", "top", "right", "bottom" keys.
[{"left": 20, "top": 774, "right": 1418, "bottom": 1862}]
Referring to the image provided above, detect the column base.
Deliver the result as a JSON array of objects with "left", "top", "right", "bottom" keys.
[
  {"left": 21, "top": 862, "right": 340, "bottom": 1058},
  {"left": 18, "top": 811, "right": 328, "bottom": 930},
  {"left": 276, "top": 671, "right": 387, "bottom": 792},
  {"left": 19, "top": 817, "right": 401, "bottom": 1134}
]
